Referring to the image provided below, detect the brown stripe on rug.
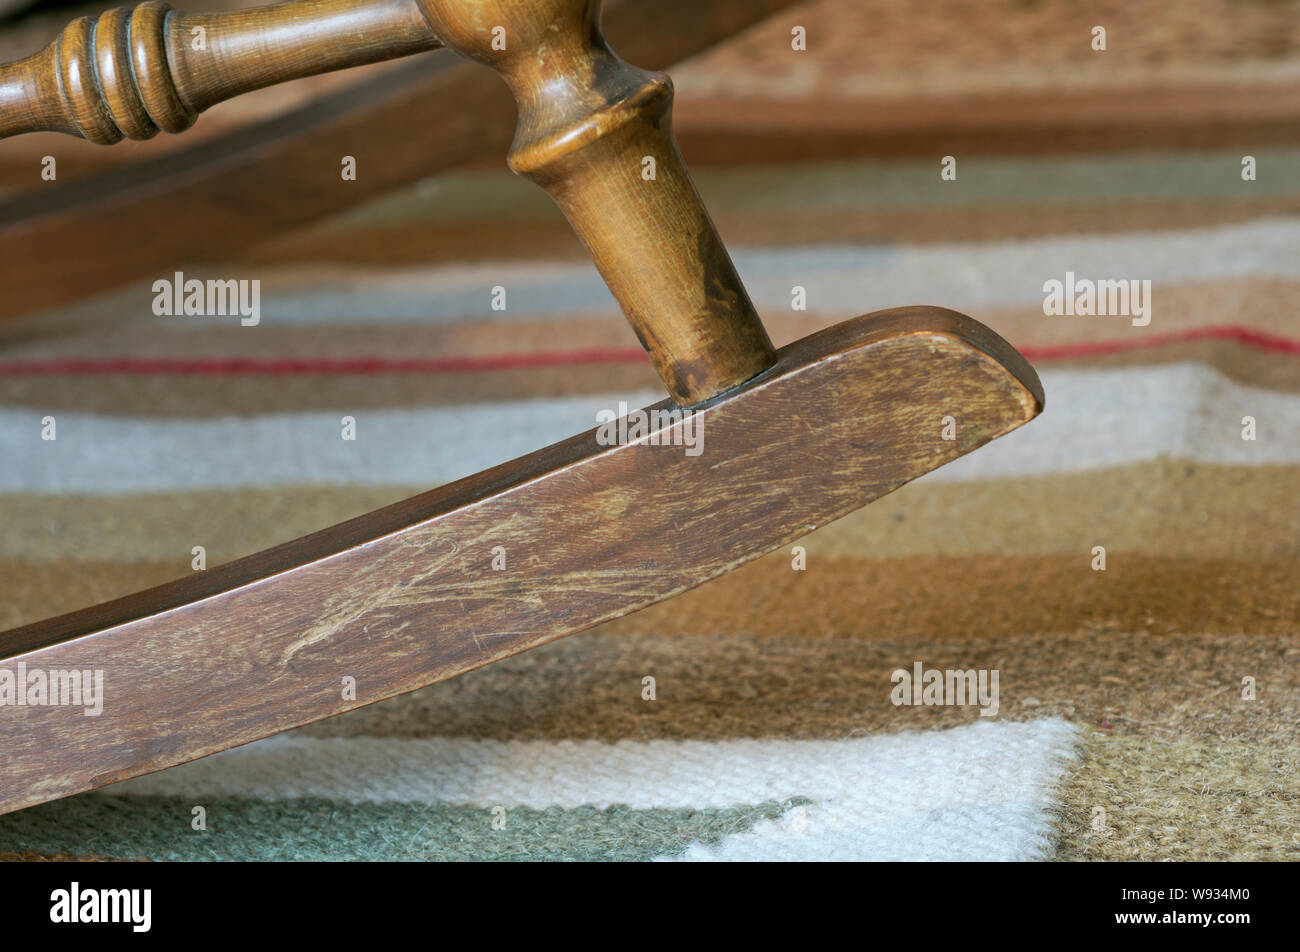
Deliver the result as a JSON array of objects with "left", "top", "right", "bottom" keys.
[
  {"left": 5, "top": 550, "right": 1295, "bottom": 639},
  {"left": 611, "top": 553, "right": 1300, "bottom": 642},
  {"left": 670, "top": 0, "right": 1300, "bottom": 102},
  {"left": 668, "top": 0, "right": 1300, "bottom": 160}
]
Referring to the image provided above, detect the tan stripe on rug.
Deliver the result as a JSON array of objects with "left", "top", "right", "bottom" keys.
[
  {"left": 0, "top": 459, "right": 1291, "bottom": 567},
  {"left": 1053, "top": 731, "right": 1299, "bottom": 860}
]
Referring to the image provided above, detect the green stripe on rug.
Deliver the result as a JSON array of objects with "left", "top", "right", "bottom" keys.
[{"left": 0, "top": 795, "right": 806, "bottom": 862}]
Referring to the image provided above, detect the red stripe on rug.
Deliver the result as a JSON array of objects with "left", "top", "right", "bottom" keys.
[
  {"left": 1020, "top": 325, "right": 1300, "bottom": 360},
  {"left": 0, "top": 326, "right": 1295, "bottom": 376}
]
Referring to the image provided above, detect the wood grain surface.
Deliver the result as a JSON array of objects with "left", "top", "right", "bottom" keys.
[{"left": 0, "top": 306, "right": 1042, "bottom": 816}]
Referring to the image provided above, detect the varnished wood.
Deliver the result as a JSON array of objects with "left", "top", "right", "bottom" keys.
[
  {"left": 0, "top": 0, "right": 442, "bottom": 143},
  {"left": 420, "top": 0, "right": 775, "bottom": 403},
  {"left": 0, "top": 306, "right": 1043, "bottom": 816},
  {"left": 0, "top": 0, "right": 800, "bottom": 323}
]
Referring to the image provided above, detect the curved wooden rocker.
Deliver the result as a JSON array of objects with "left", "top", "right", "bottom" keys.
[
  {"left": 0, "top": 0, "right": 1043, "bottom": 815},
  {"left": 0, "top": 0, "right": 801, "bottom": 322}
]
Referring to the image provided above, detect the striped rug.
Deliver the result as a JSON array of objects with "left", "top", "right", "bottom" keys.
[{"left": 1, "top": 1, "right": 1298, "bottom": 862}]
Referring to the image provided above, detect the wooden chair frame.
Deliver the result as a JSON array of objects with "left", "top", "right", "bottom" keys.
[{"left": 0, "top": 0, "right": 1042, "bottom": 815}]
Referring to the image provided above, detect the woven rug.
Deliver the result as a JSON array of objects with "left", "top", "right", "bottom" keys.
[{"left": 0, "top": 0, "right": 1297, "bottom": 861}]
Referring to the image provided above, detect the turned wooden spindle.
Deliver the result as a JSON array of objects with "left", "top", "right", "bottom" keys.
[
  {"left": 0, "top": 0, "right": 442, "bottom": 144},
  {"left": 418, "top": 0, "right": 776, "bottom": 404},
  {"left": 0, "top": 0, "right": 773, "bottom": 404}
]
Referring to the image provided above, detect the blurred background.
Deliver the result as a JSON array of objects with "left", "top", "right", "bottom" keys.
[{"left": 0, "top": 0, "right": 1296, "bottom": 861}]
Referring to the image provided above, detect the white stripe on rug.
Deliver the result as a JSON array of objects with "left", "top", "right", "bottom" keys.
[
  {"left": 15, "top": 218, "right": 1298, "bottom": 329},
  {"left": 1, "top": 363, "right": 1294, "bottom": 493},
  {"left": 97, "top": 719, "right": 1079, "bottom": 861}
]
